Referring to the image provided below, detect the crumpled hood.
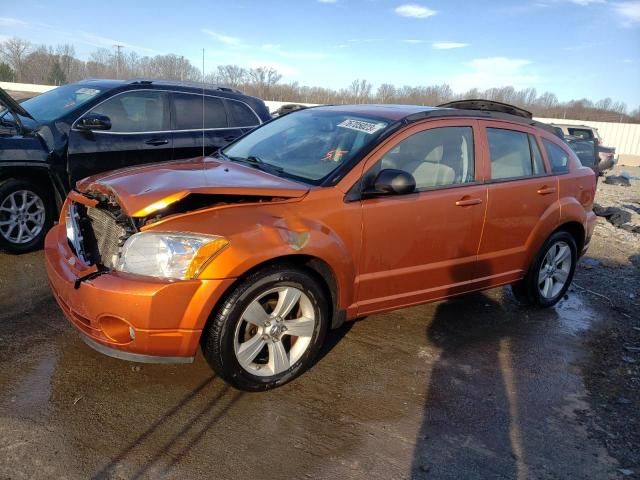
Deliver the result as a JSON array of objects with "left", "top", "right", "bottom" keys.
[{"left": 76, "top": 156, "right": 310, "bottom": 217}]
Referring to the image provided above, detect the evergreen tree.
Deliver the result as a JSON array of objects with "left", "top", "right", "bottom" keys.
[
  {"left": 0, "top": 62, "right": 14, "bottom": 81},
  {"left": 47, "top": 60, "right": 66, "bottom": 85}
]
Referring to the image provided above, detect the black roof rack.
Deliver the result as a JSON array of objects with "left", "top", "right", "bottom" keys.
[
  {"left": 126, "top": 78, "right": 244, "bottom": 95},
  {"left": 399, "top": 101, "right": 560, "bottom": 138},
  {"left": 438, "top": 99, "right": 533, "bottom": 119}
]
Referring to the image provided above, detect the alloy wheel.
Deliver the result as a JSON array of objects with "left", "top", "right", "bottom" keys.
[
  {"left": 538, "top": 240, "right": 572, "bottom": 300},
  {"left": 0, "top": 190, "right": 46, "bottom": 245},
  {"left": 234, "top": 286, "right": 316, "bottom": 377}
]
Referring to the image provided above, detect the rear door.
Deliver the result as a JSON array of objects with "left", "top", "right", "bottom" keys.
[
  {"left": 224, "top": 98, "right": 262, "bottom": 136},
  {"left": 67, "top": 90, "right": 171, "bottom": 183},
  {"left": 171, "top": 92, "right": 237, "bottom": 159},
  {"left": 476, "top": 121, "right": 559, "bottom": 285}
]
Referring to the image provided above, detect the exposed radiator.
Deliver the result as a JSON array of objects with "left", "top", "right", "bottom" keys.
[{"left": 85, "top": 206, "right": 127, "bottom": 268}]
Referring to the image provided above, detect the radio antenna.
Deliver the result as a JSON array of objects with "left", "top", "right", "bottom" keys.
[{"left": 202, "top": 48, "right": 205, "bottom": 157}]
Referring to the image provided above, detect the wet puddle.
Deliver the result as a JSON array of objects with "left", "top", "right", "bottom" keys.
[{"left": 554, "top": 293, "right": 598, "bottom": 334}]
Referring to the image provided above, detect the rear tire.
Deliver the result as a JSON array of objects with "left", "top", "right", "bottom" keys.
[
  {"left": 0, "top": 178, "right": 52, "bottom": 254},
  {"left": 510, "top": 231, "right": 577, "bottom": 308},
  {"left": 201, "top": 265, "right": 329, "bottom": 391}
]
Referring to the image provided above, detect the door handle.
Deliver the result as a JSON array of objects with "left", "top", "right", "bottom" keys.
[
  {"left": 455, "top": 197, "right": 483, "bottom": 207},
  {"left": 536, "top": 186, "right": 557, "bottom": 195},
  {"left": 145, "top": 138, "right": 169, "bottom": 146}
]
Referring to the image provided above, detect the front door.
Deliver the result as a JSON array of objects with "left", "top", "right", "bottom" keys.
[
  {"left": 67, "top": 90, "right": 172, "bottom": 184},
  {"left": 355, "top": 120, "right": 486, "bottom": 315}
]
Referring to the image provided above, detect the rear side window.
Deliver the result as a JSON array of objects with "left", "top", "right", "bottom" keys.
[
  {"left": 567, "top": 128, "right": 593, "bottom": 140},
  {"left": 542, "top": 139, "right": 570, "bottom": 173},
  {"left": 226, "top": 100, "right": 259, "bottom": 127},
  {"left": 90, "top": 91, "right": 168, "bottom": 132},
  {"left": 529, "top": 135, "right": 546, "bottom": 175},
  {"left": 173, "top": 93, "right": 228, "bottom": 130},
  {"left": 487, "top": 128, "right": 535, "bottom": 180}
]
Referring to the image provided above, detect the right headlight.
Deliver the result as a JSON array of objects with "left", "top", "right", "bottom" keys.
[{"left": 116, "top": 232, "right": 229, "bottom": 280}]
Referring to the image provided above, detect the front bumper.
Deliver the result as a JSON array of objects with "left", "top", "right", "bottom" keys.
[{"left": 45, "top": 223, "right": 234, "bottom": 362}]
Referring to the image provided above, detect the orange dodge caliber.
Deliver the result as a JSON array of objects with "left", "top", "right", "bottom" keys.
[{"left": 45, "top": 100, "right": 597, "bottom": 391}]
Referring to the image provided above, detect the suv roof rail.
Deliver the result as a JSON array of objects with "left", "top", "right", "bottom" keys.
[
  {"left": 549, "top": 122, "right": 593, "bottom": 128},
  {"left": 126, "top": 78, "right": 245, "bottom": 95},
  {"left": 438, "top": 99, "right": 533, "bottom": 119}
]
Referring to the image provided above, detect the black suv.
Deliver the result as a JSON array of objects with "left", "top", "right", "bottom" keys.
[{"left": 0, "top": 79, "right": 271, "bottom": 252}]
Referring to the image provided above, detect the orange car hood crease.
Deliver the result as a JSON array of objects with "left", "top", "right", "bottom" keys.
[{"left": 75, "top": 157, "right": 310, "bottom": 217}]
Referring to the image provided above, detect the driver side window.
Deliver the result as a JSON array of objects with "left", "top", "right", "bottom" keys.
[
  {"left": 89, "top": 91, "right": 168, "bottom": 133},
  {"left": 374, "top": 126, "right": 475, "bottom": 190}
]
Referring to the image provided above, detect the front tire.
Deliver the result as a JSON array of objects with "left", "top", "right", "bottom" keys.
[
  {"left": 511, "top": 231, "right": 577, "bottom": 307},
  {"left": 201, "top": 265, "right": 329, "bottom": 391},
  {"left": 0, "top": 179, "right": 52, "bottom": 254}
]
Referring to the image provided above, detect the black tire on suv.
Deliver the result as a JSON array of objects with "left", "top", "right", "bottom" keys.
[
  {"left": 201, "top": 265, "right": 329, "bottom": 391},
  {"left": 0, "top": 178, "right": 53, "bottom": 254}
]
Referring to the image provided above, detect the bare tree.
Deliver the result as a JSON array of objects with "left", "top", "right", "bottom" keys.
[
  {"left": 611, "top": 101, "right": 627, "bottom": 115},
  {"left": 0, "top": 37, "right": 31, "bottom": 82},
  {"left": 538, "top": 92, "right": 559, "bottom": 109},
  {"left": 56, "top": 44, "right": 76, "bottom": 79},
  {"left": 1, "top": 35, "right": 637, "bottom": 124},
  {"left": 215, "top": 64, "right": 247, "bottom": 88},
  {"left": 347, "top": 79, "right": 372, "bottom": 103},
  {"left": 376, "top": 83, "right": 396, "bottom": 103},
  {"left": 87, "top": 48, "right": 115, "bottom": 78},
  {"left": 247, "top": 67, "right": 282, "bottom": 98},
  {"left": 22, "top": 45, "right": 56, "bottom": 85}
]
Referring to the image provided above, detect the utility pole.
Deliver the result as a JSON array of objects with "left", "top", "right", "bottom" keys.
[{"left": 113, "top": 44, "right": 124, "bottom": 79}]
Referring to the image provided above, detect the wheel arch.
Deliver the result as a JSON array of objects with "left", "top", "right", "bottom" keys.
[
  {"left": 0, "top": 165, "right": 64, "bottom": 213},
  {"left": 204, "top": 254, "right": 345, "bottom": 331},
  {"left": 553, "top": 221, "right": 585, "bottom": 254}
]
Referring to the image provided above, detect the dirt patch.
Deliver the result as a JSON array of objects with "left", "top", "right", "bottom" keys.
[
  {"left": 592, "top": 166, "right": 640, "bottom": 235},
  {"left": 575, "top": 165, "right": 640, "bottom": 476},
  {"left": 5, "top": 90, "right": 37, "bottom": 101}
]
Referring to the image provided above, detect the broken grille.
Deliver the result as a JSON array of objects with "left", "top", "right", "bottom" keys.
[
  {"left": 85, "top": 206, "right": 126, "bottom": 268},
  {"left": 67, "top": 201, "right": 133, "bottom": 269}
]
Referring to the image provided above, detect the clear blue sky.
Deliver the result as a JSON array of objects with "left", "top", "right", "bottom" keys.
[{"left": 1, "top": 0, "right": 639, "bottom": 107}]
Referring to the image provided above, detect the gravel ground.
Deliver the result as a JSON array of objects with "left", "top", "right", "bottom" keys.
[{"left": 574, "top": 166, "right": 640, "bottom": 476}]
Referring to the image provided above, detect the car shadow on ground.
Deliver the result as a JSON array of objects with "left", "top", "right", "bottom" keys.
[
  {"left": 410, "top": 256, "right": 526, "bottom": 479},
  {"left": 410, "top": 292, "right": 523, "bottom": 478},
  {"left": 318, "top": 319, "right": 354, "bottom": 362},
  {"left": 90, "top": 320, "right": 354, "bottom": 479},
  {"left": 92, "top": 376, "right": 225, "bottom": 479}
]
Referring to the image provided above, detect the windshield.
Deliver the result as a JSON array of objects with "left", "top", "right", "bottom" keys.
[
  {"left": 222, "top": 109, "right": 390, "bottom": 184},
  {"left": 19, "top": 84, "right": 103, "bottom": 122}
]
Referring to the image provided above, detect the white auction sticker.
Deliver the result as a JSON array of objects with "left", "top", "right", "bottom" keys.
[
  {"left": 75, "top": 88, "right": 101, "bottom": 96},
  {"left": 337, "top": 119, "right": 387, "bottom": 134}
]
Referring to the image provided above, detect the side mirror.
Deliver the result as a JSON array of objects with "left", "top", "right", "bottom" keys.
[
  {"left": 76, "top": 114, "right": 111, "bottom": 131},
  {"left": 367, "top": 169, "right": 416, "bottom": 196}
]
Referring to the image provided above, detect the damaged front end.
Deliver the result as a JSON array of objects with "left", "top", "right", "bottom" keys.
[
  {"left": 65, "top": 157, "right": 311, "bottom": 282},
  {"left": 65, "top": 188, "right": 289, "bottom": 276},
  {"left": 65, "top": 190, "right": 137, "bottom": 274}
]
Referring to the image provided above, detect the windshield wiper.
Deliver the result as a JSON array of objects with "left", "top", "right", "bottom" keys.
[{"left": 228, "top": 155, "right": 284, "bottom": 175}]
